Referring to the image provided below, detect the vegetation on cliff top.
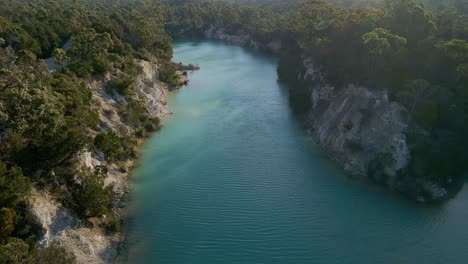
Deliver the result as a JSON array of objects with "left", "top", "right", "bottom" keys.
[
  {"left": 0, "top": 0, "right": 467, "bottom": 261},
  {"left": 0, "top": 0, "right": 176, "bottom": 261},
  {"left": 166, "top": 0, "right": 468, "bottom": 198}
]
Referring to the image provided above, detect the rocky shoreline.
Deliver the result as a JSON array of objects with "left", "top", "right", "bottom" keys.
[
  {"left": 27, "top": 58, "right": 198, "bottom": 264},
  {"left": 194, "top": 27, "right": 449, "bottom": 202}
]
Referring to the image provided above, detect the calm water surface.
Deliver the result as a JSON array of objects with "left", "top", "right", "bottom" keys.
[{"left": 126, "top": 41, "right": 468, "bottom": 264}]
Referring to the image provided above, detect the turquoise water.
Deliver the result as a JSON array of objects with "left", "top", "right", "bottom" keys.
[{"left": 126, "top": 41, "right": 468, "bottom": 264}]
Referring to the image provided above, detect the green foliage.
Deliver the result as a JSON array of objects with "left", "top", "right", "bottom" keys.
[
  {"left": 212, "top": 0, "right": 468, "bottom": 186},
  {"left": 67, "top": 28, "right": 113, "bottom": 76},
  {"left": 72, "top": 166, "right": 113, "bottom": 218},
  {"left": 37, "top": 242, "right": 76, "bottom": 264},
  {"left": 52, "top": 48, "right": 67, "bottom": 65},
  {"left": 144, "top": 116, "right": 161, "bottom": 133},
  {"left": 0, "top": 0, "right": 464, "bottom": 253},
  {"left": 0, "top": 162, "right": 31, "bottom": 209},
  {"left": 362, "top": 28, "right": 407, "bottom": 56},
  {"left": 0, "top": 238, "right": 35, "bottom": 264},
  {"left": 104, "top": 215, "right": 123, "bottom": 233},
  {"left": 0, "top": 208, "right": 15, "bottom": 239},
  {"left": 107, "top": 77, "right": 134, "bottom": 95},
  {"left": 0, "top": 47, "right": 97, "bottom": 171},
  {"left": 437, "top": 39, "right": 468, "bottom": 61},
  {"left": 158, "top": 61, "right": 179, "bottom": 87},
  {"left": 0, "top": 0, "right": 178, "bottom": 253},
  {"left": 94, "top": 130, "right": 136, "bottom": 161},
  {"left": 384, "top": 0, "right": 437, "bottom": 45}
]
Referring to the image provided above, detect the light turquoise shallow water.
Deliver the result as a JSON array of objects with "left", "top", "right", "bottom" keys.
[{"left": 126, "top": 41, "right": 468, "bottom": 264}]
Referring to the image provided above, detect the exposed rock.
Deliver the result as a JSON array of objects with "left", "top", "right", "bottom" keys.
[
  {"left": 135, "top": 60, "right": 171, "bottom": 118},
  {"left": 309, "top": 84, "right": 410, "bottom": 181},
  {"left": 28, "top": 188, "right": 119, "bottom": 264},
  {"left": 204, "top": 26, "right": 282, "bottom": 54},
  {"left": 298, "top": 57, "right": 449, "bottom": 200},
  {"left": 422, "top": 181, "right": 448, "bottom": 201},
  {"left": 44, "top": 40, "right": 72, "bottom": 72},
  {"left": 204, "top": 27, "right": 251, "bottom": 46},
  {"left": 28, "top": 58, "right": 173, "bottom": 263}
]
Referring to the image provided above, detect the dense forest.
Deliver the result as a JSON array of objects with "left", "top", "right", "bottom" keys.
[
  {"left": 227, "top": 0, "right": 468, "bottom": 12},
  {"left": 1, "top": 0, "right": 468, "bottom": 262},
  {"left": 0, "top": 0, "right": 178, "bottom": 262}
]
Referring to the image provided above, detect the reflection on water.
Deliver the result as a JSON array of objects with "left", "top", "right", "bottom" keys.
[{"left": 126, "top": 41, "right": 468, "bottom": 264}]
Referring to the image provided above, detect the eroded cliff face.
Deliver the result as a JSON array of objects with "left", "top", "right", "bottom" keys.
[
  {"left": 204, "top": 27, "right": 283, "bottom": 54},
  {"left": 174, "top": 27, "right": 449, "bottom": 201},
  {"left": 28, "top": 59, "right": 172, "bottom": 264},
  {"left": 298, "top": 57, "right": 448, "bottom": 201}
]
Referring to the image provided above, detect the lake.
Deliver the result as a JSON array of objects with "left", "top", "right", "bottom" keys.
[{"left": 126, "top": 41, "right": 468, "bottom": 264}]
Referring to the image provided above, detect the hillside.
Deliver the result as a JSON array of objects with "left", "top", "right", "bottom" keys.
[{"left": 1, "top": 0, "right": 468, "bottom": 262}]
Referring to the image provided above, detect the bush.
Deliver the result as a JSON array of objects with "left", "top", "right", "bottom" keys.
[
  {"left": 159, "top": 61, "right": 179, "bottom": 86},
  {"left": 72, "top": 167, "right": 113, "bottom": 218},
  {"left": 104, "top": 215, "right": 122, "bottom": 233},
  {"left": 93, "top": 59, "right": 112, "bottom": 75},
  {"left": 37, "top": 242, "right": 76, "bottom": 264},
  {"left": 122, "top": 101, "right": 148, "bottom": 127},
  {"left": 0, "top": 238, "right": 35, "bottom": 264},
  {"left": 107, "top": 77, "right": 134, "bottom": 95},
  {"left": 94, "top": 129, "right": 137, "bottom": 161},
  {"left": 66, "top": 63, "right": 93, "bottom": 78},
  {"left": 144, "top": 116, "right": 161, "bottom": 132},
  {"left": 0, "top": 208, "right": 15, "bottom": 239},
  {"left": 0, "top": 161, "right": 31, "bottom": 209},
  {"left": 94, "top": 131, "right": 125, "bottom": 161}
]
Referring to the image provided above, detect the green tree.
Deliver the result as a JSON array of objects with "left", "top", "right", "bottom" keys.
[
  {"left": 362, "top": 28, "right": 407, "bottom": 56},
  {"left": 362, "top": 27, "right": 407, "bottom": 78},
  {"left": 0, "top": 208, "right": 15, "bottom": 239},
  {"left": 0, "top": 238, "right": 35, "bottom": 264},
  {"left": 67, "top": 28, "right": 113, "bottom": 76},
  {"left": 72, "top": 167, "right": 113, "bottom": 218},
  {"left": 396, "top": 79, "right": 440, "bottom": 127},
  {"left": 52, "top": 48, "right": 67, "bottom": 65},
  {"left": 438, "top": 39, "right": 468, "bottom": 61},
  {"left": 384, "top": 0, "right": 437, "bottom": 45},
  {"left": 0, "top": 162, "right": 31, "bottom": 209},
  {"left": 37, "top": 242, "right": 76, "bottom": 264}
]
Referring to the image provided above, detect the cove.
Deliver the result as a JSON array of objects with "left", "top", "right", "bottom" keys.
[{"left": 126, "top": 41, "right": 468, "bottom": 264}]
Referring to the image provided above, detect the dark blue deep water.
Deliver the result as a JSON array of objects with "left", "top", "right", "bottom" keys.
[{"left": 126, "top": 41, "right": 468, "bottom": 264}]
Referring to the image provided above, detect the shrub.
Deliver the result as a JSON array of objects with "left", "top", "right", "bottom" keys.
[
  {"left": 0, "top": 238, "right": 35, "bottom": 264},
  {"left": 107, "top": 77, "right": 134, "bottom": 95},
  {"left": 72, "top": 167, "right": 113, "bottom": 218},
  {"left": 104, "top": 215, "right": 122, "bottom": 233},
  {"left": 159, "top": 61, "right": 179, "bottom": 86},
  {"left": 94, "top": 131, "right": 125, "bottom": 161},
  {"left": 37, "top": 242, "right": 76, "bottom": 264},
  {"left": 0, "top": 208, "right": 15, "bottom": 239},
  {"left": 0, "top": 161, "right": 31, "bottom": 209},
  {"left": 144, "top": 116, "right": 161, "bottom": 132}
]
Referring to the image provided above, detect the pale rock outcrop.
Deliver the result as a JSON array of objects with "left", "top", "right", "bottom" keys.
[
  {"left": 204, "top": 26, "right": 283, "bottom": 53},
  {"left": 28, "top": 59, "right": 171, "bottom": 263},
  {"left": 299, "top": 57, "right": 448, "bottom": 200},
  {"left": 301, "top": 57, "right": 411, "bottom": 182},
  {"left": 135, "top": 60, "right": 171, "bottom": 117},
  {"left": 28, "top": 188, "right": 119, "bottom": 264}
]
